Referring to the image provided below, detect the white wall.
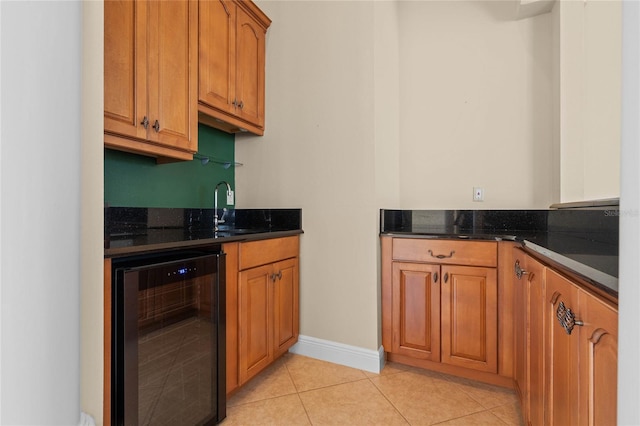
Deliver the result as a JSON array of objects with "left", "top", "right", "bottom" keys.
[
  {"left": 0, "top": 1, "right": 82, "bottom": 423},
  {"left": 556, "top": 0, "right": 621, "bottom": 202},
  {"left": 81, "top": 1, "right": 105, "bottom": 423},
  {"left": 237, "top": 0, "right": 381, "bottom": 350},
  {"left": 398, "top": 1, "right": 555, "bottom": 209},
  {"left": 238, "top": 0, "right": 553, "bottom": 352},
  {"left": 619, "top": 1, "right": 640, "bottom": 423}
]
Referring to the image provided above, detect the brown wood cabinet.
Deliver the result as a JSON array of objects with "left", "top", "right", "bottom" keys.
[
  {"left": 546, "top": 268, "right": 583, "bottom": 425},
  {"left": 104, "top": 0, "right": 198, "bottom": 161},
  {"left": 225, "top": 236, "right": 299, "bottom": 393},
  {"left": 239, "top": 257, "right": 298, "bottom": 383},
  {"left": 383, "top": 237, "right": 500, "bottom": 379},
  {"left": 513, "top": 250, "right": 546, "bottom": 426},
  {"left": 391, "top": 262, "right": 441, "bottom": 362},
  {"left": 513, "top": 253, "right": 527, "bottom": 414},
  {"left": 383, "top": 236, "right": 619, "bottom": 423},
  {"left": 198, "top": 0, "right": 271, "bottom": 135},
  {"left": 579, "top": 281, "right": 618, "bottom": 426},
  {"left": 546, "top": 268, "right": 618, "bottom": 426},
  {"left": 441, "top": 264, "right": 497, "bottom": 373},
  {"left": 512, "top": 251, "right": 618, "bottom": 426}
]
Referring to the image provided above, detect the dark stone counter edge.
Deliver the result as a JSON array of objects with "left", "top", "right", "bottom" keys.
[
  {"left": 521, "top": 240, "right": 617, "bottom": 299},
  {"left": 105, "top": 229, "right": 304, "bottom": 258},
  {"left": 380, "top": 232, "right": 618, "bottom": 299}
]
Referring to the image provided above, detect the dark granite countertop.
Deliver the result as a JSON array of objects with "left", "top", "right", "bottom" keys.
[
  {"left": 105, "top": 207, "right": 302, "bottom": 257},
  {"left": 380, "top": 209, "right": 618, "bottom": 296}
]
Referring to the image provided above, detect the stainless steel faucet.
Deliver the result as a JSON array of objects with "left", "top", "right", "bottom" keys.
[{"left": 214, "top": 181, "right": 232, "bottom": 231}]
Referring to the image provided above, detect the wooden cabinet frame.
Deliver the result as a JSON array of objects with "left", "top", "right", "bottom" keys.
[
  {"left": 104, "top": 0, "right": 198, "bottom": 161},
  {"left": 225, "top": 235, "right": 300, "bottom": 394},
  {"left": 512, "top": 249, "right": 618, "bottom": 426},
  {"left": 198, "top": 0, "right": 271, "bottom": 135},
  {"left": 382, "top": 236, "right": 506, "bottom": 386}
]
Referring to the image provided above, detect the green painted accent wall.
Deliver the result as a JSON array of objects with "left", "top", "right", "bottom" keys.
[{"left": 105, "top": 125, "right": 235, "bottom": 208}]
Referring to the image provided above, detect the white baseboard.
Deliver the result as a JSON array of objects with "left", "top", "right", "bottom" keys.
[{"left": 289, "top": 335, "right": 385, "bottom": 374}]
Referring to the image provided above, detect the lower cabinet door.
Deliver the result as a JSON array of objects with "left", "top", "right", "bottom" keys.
[
  {"left": 239, "top": 263, "right": 273, "bottom": 384},
  {"left": 546, "top": 270, "right": 581, "bottom": 426},
  {"left": 238, "top": 257, "right": 300, "bottom": 385},
  {"left": 580, "top": 289, "right": 618, "bottom": 425},
  {"left": 441, "top": 265, "right": 498, "bottom": 373},
  {"left": 391, "top": 262, "right": 441, "bottom": 362},
  {"left": 513, "top": 252, "right": 529, "bottom": 417},
  {"left": 273, "top": 258, "right": 299, "bottom": 358},
  {"left": 526, "top": 255, "right": 546, "bottom": 426}
]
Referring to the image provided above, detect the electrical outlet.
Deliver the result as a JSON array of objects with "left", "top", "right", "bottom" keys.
[
  {"left": 473, "top": 187, "right": 484, "bottom": 202},
  {"left": 227, "top": 190, "right": 235, "bottom": 205}
]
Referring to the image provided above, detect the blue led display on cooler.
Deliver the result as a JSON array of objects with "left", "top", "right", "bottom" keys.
[{"left": 178, "top": 268, "right": 188, "bottom": 275}]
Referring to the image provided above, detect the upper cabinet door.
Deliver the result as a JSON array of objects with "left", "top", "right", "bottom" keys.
[
  {"left": 198, "top": 0, "right": 270, "bottom": 135},
  {"left": 198, "top": 0, "right": 237, "bottom": 116},
  {"left": 104, "top": 0, "right": 197, "bottom": 161},
  {"left": 104, "top": 0, "right": 147, "bottom": 141},
  {"left": 235, "top": 5, "right": 265, "bottom": 128},
  {"left": 147, "top": 0, "right": 198, "bottom": 153}
]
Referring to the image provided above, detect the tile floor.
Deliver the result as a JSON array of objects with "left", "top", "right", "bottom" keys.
[{"left": 223, "top": 353, "right": 524, "bottom": 425}]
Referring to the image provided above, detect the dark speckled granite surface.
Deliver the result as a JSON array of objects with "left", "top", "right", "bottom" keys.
[
  {"left": 381, "top": 209, "right": 618, "bottom": 295},
  {"left": 105, "top": 208, "right": 302, "bottom": 257}
]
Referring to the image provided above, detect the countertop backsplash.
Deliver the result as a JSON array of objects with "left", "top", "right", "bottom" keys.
[{"left": 380, "top": 208, "right": 619, "bottom": 295}]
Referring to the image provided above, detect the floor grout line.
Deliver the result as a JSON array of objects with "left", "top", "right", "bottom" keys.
[
  {"left": 366, "top": 374, "right": 412, "bottom": 425},
  {"left": 225, "top": 355, "right": 522, "bottom": 425}
]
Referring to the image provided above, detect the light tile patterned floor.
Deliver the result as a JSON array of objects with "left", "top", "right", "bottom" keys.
[{"left": 223, "top": 353, "right": 524, "bottom": 425}]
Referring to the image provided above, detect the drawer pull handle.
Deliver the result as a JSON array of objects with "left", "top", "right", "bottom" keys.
[
  {"left": 556, "top": 301, "right": 584, "bottom": 335},
  {"left": 428, "top": 250, "right": 455, "bottom": 259}
]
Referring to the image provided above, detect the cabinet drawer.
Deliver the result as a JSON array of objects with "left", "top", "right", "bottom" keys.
[
  {"left": 392, "top": 238, "right": 497, "bottom": 267},
  {"left": 239, "top": 236, "right": 299, "bottom": 270}
]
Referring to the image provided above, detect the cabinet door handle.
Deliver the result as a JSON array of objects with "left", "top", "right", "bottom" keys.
[
  {"left": 238, "top": 100, "right": 244, "bottom": 109},
  {"left": 443, "top": 272, "right": 449, "bottom": 283},
  {"left": 270, "top": 271, "right": 282, "bottom": 282},
  {"left": 428, "top": 249, "right": 455, "bottom": 259},
  {"left": 153, "top": 120, "right": 160, "bottom": 132},
  {"left": 514, "top": 260, "right": 528, "bottom": 280},
  {"left": 433, "top": 272, "right": 438, "bottom": 283},
  {"left": 556, "top": 301, "right": 584, "bottom": 335},
  {"left": 140, "top": 116, "right": 149, "bottom": 129}
]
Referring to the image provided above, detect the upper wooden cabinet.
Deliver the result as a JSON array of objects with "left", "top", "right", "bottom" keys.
[
  {"left": 198, "top": 0, "right": 271, "bottom": 135},
  {"left": 104, "top": 0, "right": 198, "bottom": 161}
]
